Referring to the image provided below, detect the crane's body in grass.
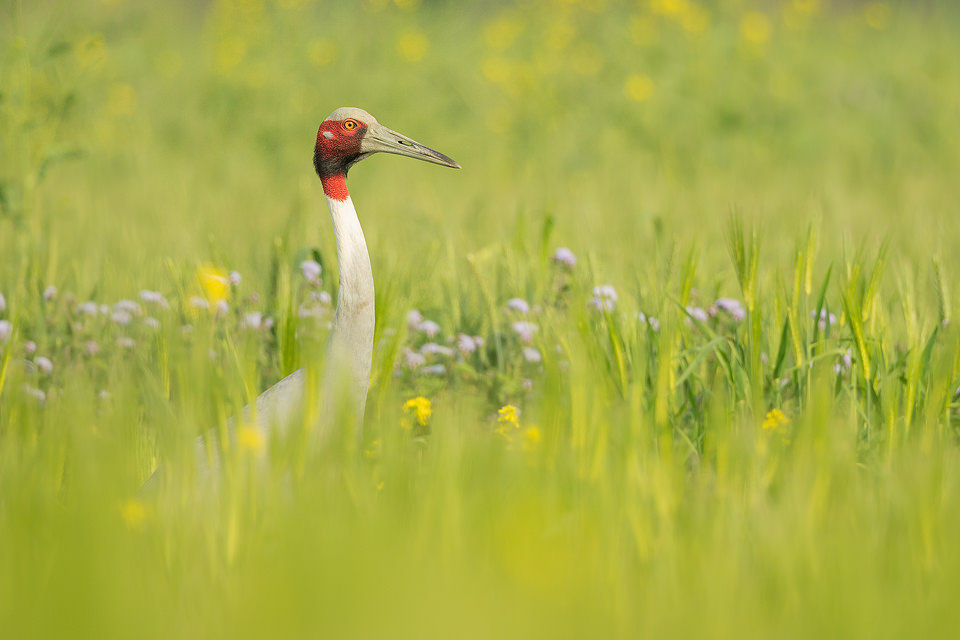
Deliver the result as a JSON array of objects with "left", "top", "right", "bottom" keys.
[{"left": 146, "top": 107, "right": 459, "bottom": 488}]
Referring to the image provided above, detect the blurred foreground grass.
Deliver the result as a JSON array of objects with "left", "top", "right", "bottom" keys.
[{"left": 2, "top": 0, "right": 960, "bottom": 637}]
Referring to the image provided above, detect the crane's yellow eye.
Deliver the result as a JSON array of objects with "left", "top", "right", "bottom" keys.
[{"left": 343, "top": 119, "right": 357, "bottom": 130}]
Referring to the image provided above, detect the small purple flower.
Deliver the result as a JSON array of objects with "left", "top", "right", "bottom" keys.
[
  {"left": 116, "top": 337, "right": 136, "bottom": 349},
  {"left": 140, "top": 290, "right": 169, "bottom": 308},
  {"left": 298, "top": 304, "right": 320, "bottom": 319},
  {"left": 522, "top": 378, "right": 533, "bottom": 390},
  {"left": 34, "top": 356, "right": 53, "bottom": 374},
  {"left": 24, "top": 340, "right": 36, "bottom": 355},
  {"left": 457, "top": 334, "right": 478, "bottom": 354},
  {"left": 421, "top": 342, "right": 455, "bottom": 357},
  {"left": 407, "top": 309, "right": 424, "bottom": 330},
  {"left": 418, "top": 320, "right": 440, "bottom": 338},
  {"left": 85, "top": 341, "right": 99, "bottom": 355},
  {"left": 111, "top": 310, "right": 132, "bottom": 326},
  {"left": 23, "top": 385, "right": 46, "bottom": 404},
  {"left": 115, "top": 300, "right": 141, "bottom": 315},
  {"left": 0, "top": 320, "right": 11, "bottom": 342},
  {"left": 686, "top": 306, "right": 709, "bottom": 324},
  {"left": 552, "top": 247, "right": 577, "bottom": 268},
  {"left": 145, "top": 317, "right": 160, "bottom": 329},
  {"left": 98, "top": 390, "right": 110, "bottom": 400},
  {"left": 812, "top": 309, "right": 838, "bottom": 331},
  {"left": 77, "top": 302, "right": 98, "bottom": 316},
  {"left": 403, "top": 348, "right": 425, "bottom": 369},
  {"left": 229, "top": 270, "right": 242, "bottom": 286},
  {"left": 593, "top": 285, "right": 617, "bottom": 302},
  {"left": 512, "top": 321, "right": 538, "bottom": 344},
  {"left": 317, "top": 291, "right": 332, "bottom": 306},
  {"left": 43, "top": 285, "right": 56, "bottom": 301},
  {"left": 522, "top": 347, "right": 542, "bottom": 363},
  {"left": 472, "top": 335, "right": 485, "bottom": 348},
  {"left": 589, "top": 285, "right": 618, "bottom": 312},
  {"left": 589, "top": 298, "right": 613, "bottom": 312},
  {"left": 714, "top": 297, "right": 746, "bottom": 322},
  {"left": 189, "top": 296, "right": 209, "bottom": 310},
  {"left": 243, "top": 312, "right": 262, "bottom": 330},
  {"left": 300, "top": 260, "right": 322, "bottom": 282},
  {"left": 506, "top": 298, "right": 530, "bottom": 314},
  {"left": 0, "top": 292, "right": 5, "bottom": 312},
  {"left": 835, "top": 350, "right": 853, "bottom": 374},
  {"left": 422, "top": 364, "right": 447, "bottom": 375},
  {"left": 215, "top": 300, "right": 229, "bottom": 315}
]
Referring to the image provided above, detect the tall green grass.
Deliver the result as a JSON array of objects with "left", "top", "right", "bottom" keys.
[{"left": 2, "top": 0, "right": 960, "bottom": 637}]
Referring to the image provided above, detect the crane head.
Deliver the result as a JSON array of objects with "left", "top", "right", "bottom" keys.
[{"left": 314, "top": 107, "right": 460, "bottom": 180}]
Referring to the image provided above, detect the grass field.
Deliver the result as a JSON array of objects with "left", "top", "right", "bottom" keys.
[{"left": 3, "top": 0, "right": 960, "bottom": 637}]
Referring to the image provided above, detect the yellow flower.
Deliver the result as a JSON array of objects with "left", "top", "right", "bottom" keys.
[
  {"left": 650, "top": 0, "right": 688, "bottom": 16},
  {"left": 762, "top": 409, "right": 790, "bottom": 430},
  {"left": 497, "top": 404, "right": 519, "bottom": 425},
  {"left": 522, "top": 426, "right": 541, "bottom": 451},
  {"left": 198, "top": 265, "right": 230, "bottom": 304},
  {"left": 624, "top": 75, "right": 655, "bottom": 102},
  {"left": 741, "top": 12, "right": 771, "bottom": 45},
  {"left": 397, "top": 31, "right": 429, "bottom": 62},
  {"left": 120, "top": 499, "right": 147, "bottom": 529},
  {"left": 404, "top": 396, "right": 432, "bottom": 427},
  {"left": 215, "top": 35, "right": 247, "bottom": 74},
  {"left": 237, "top": 425, "right": 265, "bottom": 454}
]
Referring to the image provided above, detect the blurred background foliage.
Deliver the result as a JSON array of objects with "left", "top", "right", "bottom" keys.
[
  {"left": 3, "top": 0, "right": 959, "bottom": 290},
  {"left": 2, "top": 1, "right": 960, "bottom": 638}
]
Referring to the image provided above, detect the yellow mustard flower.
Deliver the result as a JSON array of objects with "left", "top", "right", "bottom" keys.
[
  {"left": 494, "top": 404, "right": 521, "bottom": 441},
  {"left": 197, "top": 265, "right": 231, "bottom": 304},
  {"left": 762, "top": 409, "right": 790, "bottom": 430},
  {"left": 397, "top": 31, "right": 429, "bottom": 62},
  {"left": 522, "top": 426, "right": 541, "bottom": 451},
  {"left": 497, "top": 404, "right": 519, "bottom": 425},
  {"left": 741, "top": 12, "right": 771, "bottom": 45},
  {"left": 120, "top": 499, "right": 147, "bottom": 529},
  {"left": 237, "top": 425, "right": 265, "bottom": 455},
  {"left": 624, "top": 75, "right": 655, "bottom": 102},
  {"left": 403, "top": 396, "right": 432, "bottom": 427}
]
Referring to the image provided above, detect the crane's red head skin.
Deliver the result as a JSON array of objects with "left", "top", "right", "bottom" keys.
[{"left": 314, "top": 118, "right": 368, "bottom": 201}]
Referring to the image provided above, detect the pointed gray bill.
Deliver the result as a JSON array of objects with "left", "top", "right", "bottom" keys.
[{"left": 360, "top": 123, "right": 461, "bottom": 169}]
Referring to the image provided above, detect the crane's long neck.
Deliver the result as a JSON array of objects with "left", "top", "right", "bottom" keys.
[{"left": 322, "top": 174, "right": 374, "bottom": 433}]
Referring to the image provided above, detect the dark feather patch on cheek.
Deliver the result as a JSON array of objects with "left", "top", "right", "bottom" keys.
[{"left": 314, "top": 119, "right": 367, "bottom": 177}]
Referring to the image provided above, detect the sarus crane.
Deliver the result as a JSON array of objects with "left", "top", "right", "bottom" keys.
[{"left": 144, "top": 107, "right": 459, "bottom": 489}]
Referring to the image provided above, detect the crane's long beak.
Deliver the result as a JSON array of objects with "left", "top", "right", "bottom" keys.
[{"left": 361, "top": 123, "right": 461, "bottom": 169}]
